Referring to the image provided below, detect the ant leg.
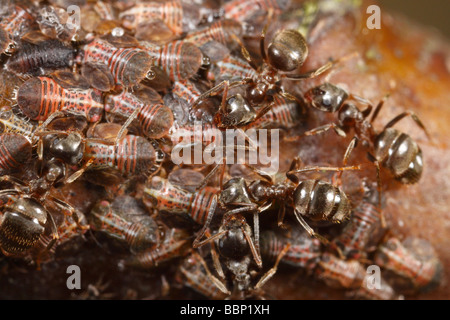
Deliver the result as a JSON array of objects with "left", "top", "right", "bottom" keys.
[
  {"left": 367, "top": 153, "right": 386, "bottom": 228},
  {"left": 33, "top": 129, "right": 72, "bottom": 137},
  {"left": 114, "top": 106, "right": 139, "bottom": 145},
  {"left": 219, "top": 160, "right": 226, "bottom": 189},
  {"left": 65, "top": 158, "right": 95, "bottom": 184},
  {"left": 335, "top": 136, "right": 358, "bottom": 186},
  {"left": 235, "top": 128, "right": 259, "bottom": 152},
  {"left": 38, "top": 212, "right": 60, "bottom": 255},
  {"left": 252, "top": 200, "right": 274, "bottom": 265},
  {"left": 0, "top": 175, "right": 28, "bottom": 188},
  {"left": 192, "top": 251, "right": 230, "bottom": 295},
  {"left": 193, "top": 228, "right": 228, "bottom": 248},
  {"left": 284, "top": 60, "right": 334, "bottom": 80},
  {"left": 286, "top": 156, "right": 304, "bottom": 183},
  {"left": 32, "top": 111, "right": 67, "bottom": 138},
  {"left": 384, "top": 111, "right": 431, "bottom": 141},
  {"left": 277, "top": 204, "right": 287, "bottom": 228},
  {"left": 288, "top": 165, "right": 361, "bottom": 176},
  {"left": 253, "top": 100, "right": 276, "bottom": 122},
  {"left": 284, "top": 123, "right": 346, "bottom": 142},
  {"left": 231, "top": 34, "right": 258, "bottom": 71},
  {"left": 207, "top": 230, "right": 225, "bottom": 279},
  {"left": 198, "top": 141, "right": 257, "bottom": 191},
  {"left": 304, "top": 123, "right": 347, "bottom": 137},
  {"left": 241, "top": 222, "right": 262, "bottom": 268},
  {"left": 327, "top": 241, "right": 346, "bottom": 260},
  {"left": 195, "top": 162, "right": 223, "bottom": 191},
  {"left": 370, "top": 94, "right": 390, "bottom": 123},
  {"left": 348, "top": 93, "right": 374, "bottom": 108},
  {"left": 191, "top": 79, "right": 246, "bottom": 110},
  {"left": 260, "top": 23, "right": 269, "bottom": 63},
  {"left": 50, "top": 196, "right": 90, "bottom": 231},
  {"left": 193, "top": 195, "right": 218, "bottom": 248},
  {"left": 0, "top": 189, "right": 20, "bottom": 197},
  {"left": 285, "top": 51, "right": 359, "bottom": 81},
  {"left": 254, "top": 243, "right": 290, "bottom": 289},
  {"left": 218, "top": 80, "right": 230, "bottom": 115},
  {"left": 294, "top": 209, "right": 329, "bottom": 245},
  {"left": 253, "top": 211, "right": 261, "bottom": 267},
  {"left": 244, "top": 163, "right": 273, "bottom": 183}
]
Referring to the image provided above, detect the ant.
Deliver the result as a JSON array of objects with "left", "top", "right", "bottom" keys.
[
  {"left": 192, "top": 214, "right": 290, "bottom": 299},
  {"left": 299, "top": 82, "right": 430, "bottom": 185},
  {"left": 193, "top": 149, "right": 361, "bottom": 266},
  {"left": 0, "top": 160, "right": 88, "bottom": 260},
  {"left": 189, "top": 23, "right": 337, "bottom": 129}
]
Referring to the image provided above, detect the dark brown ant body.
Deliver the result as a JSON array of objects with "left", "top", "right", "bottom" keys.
[
  {"left": 0, "top": 196, "right": 56, "bottom": 256},
  {"left": 194, "top": 156, "right": 360, "bottom": 263},
  {"left": 0, "top": 161, "right": 88, "bottom": 259},
  {"left": 195, "top": 214, "right": 290, "bottom": 299},
  {"left": 302, "top": 82, "right": 430, "bottom": 184},
  {"left": 191, "top": 27, "right": 334, "bottom": 129}
]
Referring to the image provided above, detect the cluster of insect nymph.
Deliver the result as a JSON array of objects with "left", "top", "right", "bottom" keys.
[{"left": 0, "top": 0, "right": 443, "bottom": 300}]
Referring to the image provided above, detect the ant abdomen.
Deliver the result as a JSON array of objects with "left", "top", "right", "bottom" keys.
[
  {"left": 373, "top": 128, "right": 423, "bottom": 184},
  {"left": 0, "top": 197, "right": 47, "bottom": 255},
  {"left": 293, "top": 180, "right": 351, "bottom": 223},
  {"left": 267, "top": 29, "right": 308, "bottom": 72}
]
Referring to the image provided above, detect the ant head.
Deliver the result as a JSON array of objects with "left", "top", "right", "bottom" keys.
[
  {"left": 46, "top": 132, "right": 84, "bottom": 165},
  {"left": 305, "top": 83, "right": 349, "bottom": 113},
  {"left": 217, "top": 94, "right": 256, "bottom": 128},
  {"left": 267, "top": 29, "right": 308, "bottom": 72},
  {"left": 220, "top": 178, "right": 253, "bottom": 207}
]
